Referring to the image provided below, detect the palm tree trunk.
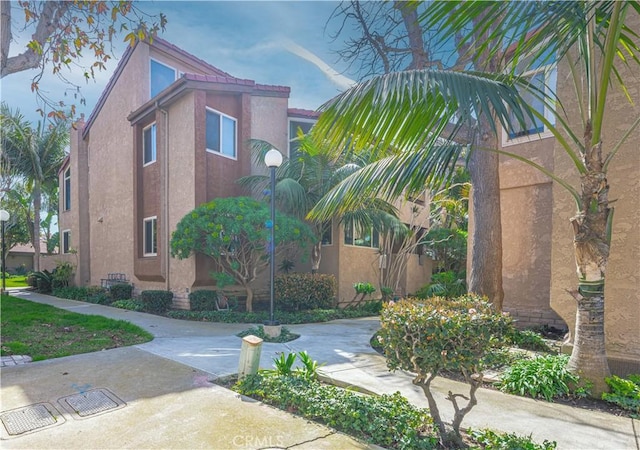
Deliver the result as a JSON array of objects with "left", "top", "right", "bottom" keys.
[
  {"left": 32, "top": 182, "right": 41, "bottom": 272},
  {"left": 467, "top": 123, "right": 504, "bottom": 311},
  {"left": 567, "top": 137, "right": 612, "bottom": 396}
]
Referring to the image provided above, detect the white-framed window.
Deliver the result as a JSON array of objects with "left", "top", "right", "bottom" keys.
[
  {"left": 143, "top": 123, "right": 157, "bottom": 166},
  {"left": 206, "top": 107, "right": 237, "bottom": 159},
  {"left": 344, "top": 220, "right": 379, "bottom": 248},
  {"left": 143, "top": 216, "right": 157, "bottom": 256},
  {"left": 150, "top": 58, "right": 177, "bottom": 98},
  {"left": 503, "top": 54, "right": 557, "bottom": 146},
  {"left": 321, "top": 220, "right": 333, "bottom": 246},
  {"left": 62, "top": 230, "right": 71, "bottom": 254},
  {"left": 63, "top": 167, "right": 71, "bottom": 211},
  {"left": 288, "top": 118, "right": 316, "bottom": 159}
]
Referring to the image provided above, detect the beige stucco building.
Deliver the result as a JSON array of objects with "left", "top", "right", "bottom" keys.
[
  {"left": 496, "top": 22, "right": 640, "bottom": 375},
  {"left": 58, "top": 38, "right": 431, "bottom": 309}
]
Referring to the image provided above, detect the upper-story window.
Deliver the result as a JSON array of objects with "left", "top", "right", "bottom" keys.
[
  {"left": 206, "top": 107, "right": 237, "bottom": 159},
  {"left": 504, "top": 51, "right": 557, "bottom": 145},
  {"left": 321, "top": 220, "right": 332, "bottom": 246},
  {"left": 150, "top": 59, "right": 177, "bottom": 98},
  {"left": 288, "top": 119, "right": 315, "bottom": 160},
  {"left": 63, "top": 167, "right": 71, "bottom": 211},
  {"left": 143, "top": 123, "right": 157, "bottom": 166},
  {"left": 344, "top": 219, "right": 379, "bottom": 249}
]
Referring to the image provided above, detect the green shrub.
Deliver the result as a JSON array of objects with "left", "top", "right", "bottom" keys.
[
  {"left": 31, "top": 270, "right": 54, "bottom": 293},
  {"left": 109, "top": 283, "right": 133, "bottom": 301},
  {"left": 414, "top": 270, "right": 466, "bottom": 299},
  {"left": 188, "top": 290, "right": 219, "bottom": 311},
  {"left": 140, "top": 290, "right": 173, "bottom": 314},
  {"left": 378, "top": 294, "right": 514, "bottom": 444},
  {"left": 508, "top": 329, "right": 553, "bottom": 353},
  {"left": 275, "top": 274, "right": 336, "bottom": 311},
  {"left": 53, "top": 286, "right": 88, "bottom": 300},
  {"left": 602, "top": 375, "right": 640, "bottom": 414},
  {"left": 237, "top": 326, "right": 299, "bottom": 343},
  {"left": 85, "top": 292, "right": 111, "bottom": 305},
  {"left": 52, "top": 261, "right": 74, "bottom": 288},
  {"left": 112, "top": 299, "right": 145, "bottom": 312},
  {"left": 166, "top": 304, "right": 379, "bottom": 324},
  {"left": 235, "top": 375, "right": 437, "bottom": 449},
  {"left": 470, "top": 429, "right": 557, "bottom": 450},
  {"left": 499, "top": 354, "right": 580, "bottom": 401}
]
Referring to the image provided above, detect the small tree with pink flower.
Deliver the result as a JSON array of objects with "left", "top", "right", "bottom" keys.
[{"left": 378, "top": 294, "right": 514, "bottom": 447}]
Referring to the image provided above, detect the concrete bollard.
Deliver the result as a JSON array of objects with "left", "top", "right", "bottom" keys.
[{"left": 238, "top": 335, "right": 263, "bottom": 379}]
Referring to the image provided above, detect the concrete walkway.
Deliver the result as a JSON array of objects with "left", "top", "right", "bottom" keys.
[{"left": 2, "top": 290, "right": 638, "bottom": 449}]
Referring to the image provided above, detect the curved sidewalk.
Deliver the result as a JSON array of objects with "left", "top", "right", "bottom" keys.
[{"left": 3, "top": 291, "right": 639, "bottom": 449}]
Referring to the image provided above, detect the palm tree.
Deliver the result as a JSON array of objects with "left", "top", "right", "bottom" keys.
[
  {"left": 309, "top": 1, "right": 639, "bottom": 395},
  {"left": 1, "top": 104, "right": 69, "bottom": 271},
  {"left": 238, "top": 133, "right": 402, "bottom": 275}
]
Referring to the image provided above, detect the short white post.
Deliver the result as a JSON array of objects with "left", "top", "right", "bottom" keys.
[{"left": 238, "top": 335, "right": 263, "bottom": 379}]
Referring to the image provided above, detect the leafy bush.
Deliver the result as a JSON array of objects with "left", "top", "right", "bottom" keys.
[
  {"left": 470, "top": 429, "right": 557, "bottom": 450},
  {"left": 422, "top": 227, "right": 467, "bottom": 274},
  {"left": 499, "top": 354, "right": 580, "bottom": 401},
  {"left": 112, "top": 299, "right": 145, "bottom": 311},
  {"left": 31, "top": 270, "right": 54, "bottom": 293},
  {"left": 84, "top": 291, "right": 111, "bottom": 305},
  {"left": 275, "top": 273, "right": 336, "bottom": 311},
  {"left": 52, "top": 261, "right": 74, "bottom": 288},
  {"left": 414, "top": 270, "right": 466, "bottom": 299},
  {"left": 602, "top": 375, "right": 640, "bottom": 414},
  {"left": 378, "top": 294, "right": 514, "bottom": 445},
  {"left": 235, "top": 374, "right": 437, "bottom": 449},
  {"left": 140, "top": 290, "right": 173, "bottom": 314},
  {"left": 260, "top": 351, "right": 321, "bottom": 380},
  {"left": 109, "top": 283, "right": 133, "bottom": 301},
  {"left": 188, "top": 290, "right": 219, "bottom": 312},
  {"left": 508, "top": 329, "right": 553, "bottom": 353},
  {"left": 237, "top": 326, "right": 299, "bottom": 343},
  {"left": 53, "top": 286, "right": 106, "bottom": 301}
]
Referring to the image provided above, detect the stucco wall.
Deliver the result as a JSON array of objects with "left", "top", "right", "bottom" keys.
[
  {"left": 250, "top": 96, "right": 289, "bottom": 163},
  {"left": 86, "top": 44, "right": 149, "bottom": 286},
  {"left": 550, "top": 37, "right": 640, "bottom": 367}
]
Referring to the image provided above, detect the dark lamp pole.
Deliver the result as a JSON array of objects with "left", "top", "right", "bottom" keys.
[
  {"left": 0, "top": 209, "right": 9, "bottom": 295},
  {"left": 264, "top": 149, "right": 282, "bottom": 326}
]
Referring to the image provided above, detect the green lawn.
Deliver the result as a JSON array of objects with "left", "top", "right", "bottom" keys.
[
  {"left": 0, "top": 294, "right": 153, "bottom": 361},
  {"left": 3, "top": 275, "right": 28, "bottom": 288}
]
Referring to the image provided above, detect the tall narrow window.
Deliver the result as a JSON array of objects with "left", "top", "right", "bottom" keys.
[
  {"left": 62, "top": 230, "right": 71, "bottom": 254},
  {"left": 321, "top": 220, "right": 332, "bottom": 246},
  {"left": 143, "top": 123, "right": 157, "bottom": 166},
  {"left": 206, "top": 108, "right": 237, "bottom": 158},
  {"left": 150, "top": 59, "right": 177, "bottom": 98},
  {"left": 63, "top": 167, "right": 71, "bottom": 211},
  {"left": 143, "top": 217, "right": 157, "bottom": 256}
]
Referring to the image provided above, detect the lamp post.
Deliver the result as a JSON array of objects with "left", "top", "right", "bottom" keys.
[
  {"left": 264, "top": 149, "right": 282, "bottom": 327},
  {"left": 0, "top": 209, "right": 9, "bottom": 295}
]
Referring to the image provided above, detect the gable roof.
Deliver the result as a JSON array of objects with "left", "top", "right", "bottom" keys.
[{"left": 83, "top": 37, "right": 289, "bottom": 138}]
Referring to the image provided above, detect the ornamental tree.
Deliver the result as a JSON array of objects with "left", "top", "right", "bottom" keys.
[
  {"left": 378, "top": 295, "right": 514, "bottom": 447},
  {"left": 170, "top": 197, "right": 316, "bottom": 312}
]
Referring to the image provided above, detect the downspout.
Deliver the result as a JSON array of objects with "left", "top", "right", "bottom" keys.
[{"left": 159, "top": 104, "right": 170, "bottom": 291}]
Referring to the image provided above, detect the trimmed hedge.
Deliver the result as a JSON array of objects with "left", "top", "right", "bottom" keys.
[
  {"left": 140, "top": 290, "right": 173, "bottom": 314},
  {"left": 188, "top": 290, "right": 219, "bottom": 311},
  {"left": 110, "top": 283, "right": 133, "bottom": 301},
  {"left": 275, "top": 273, "right": 337, "bottom": 311}
]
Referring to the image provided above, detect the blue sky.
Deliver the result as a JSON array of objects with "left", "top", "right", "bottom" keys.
[{"left": 2, "top": 1, "right": 358, "bottom": 124}]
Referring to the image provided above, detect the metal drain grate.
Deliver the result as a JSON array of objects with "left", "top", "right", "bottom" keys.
[
  {"left": 0, "top": 403, "right": 62, "bottom": 436},
  {"left": 58, "top": 388, "right": 125, "bottom": 418}
]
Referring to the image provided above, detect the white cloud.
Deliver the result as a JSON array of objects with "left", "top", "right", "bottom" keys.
[{"left": 281, "top": 38, "right": 355, "bottom": 91}]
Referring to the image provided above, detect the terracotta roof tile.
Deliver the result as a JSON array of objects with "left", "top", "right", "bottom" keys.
[{"left": 288, "top": 108, "right": 320, "bottom": 119}]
